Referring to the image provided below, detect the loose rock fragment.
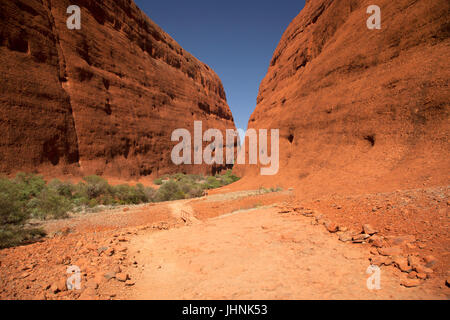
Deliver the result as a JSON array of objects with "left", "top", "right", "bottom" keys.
[
  {"left": 370, "top": 256, "right": 393, "bottom": 266},
  {"left": 393, "top": 257, "right": 412, "bottom": 273},
  {"left": 423, "top": 255, "right": 438, "bottom": 268},
  {"left": 125, "top": 280, "right": 135, "bottom": 286},
  {"left": 378, "top": 246, "right": 403, "bottom": 256},
  {"left": 362, "top": 224, "right": 378, "bottom": 235},
  {"left": 414, "top": 265, "right": 433, "bottom": 275},
  {"left": 401, "top": 279, "right": 422, "bottom": 288},
  {"left": 116, "top": 273, "right": 129, "bottom": 282},
  {"left": 416, "top": 273, "right": 427, "bottom": 280},
  {"left": 352, "top": 233, "right": 370, "bottom": 242},
  {"left": 338, "top": 232, "right": 353, "bottom": 242},
  {"left": 325, "top": 222, "right": 338, "bottom": 233}
]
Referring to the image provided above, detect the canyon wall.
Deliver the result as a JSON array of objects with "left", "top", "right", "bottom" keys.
[
  {"left": 0, "top": 0, "right": 235, "bottom": 179},
  {"left": 236, "top": 0, "right": 449, "bottom": 197}
]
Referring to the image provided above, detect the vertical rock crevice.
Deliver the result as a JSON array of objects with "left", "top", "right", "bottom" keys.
[{"left": 42, "top": 0, "right": 81, "bottom": 166}]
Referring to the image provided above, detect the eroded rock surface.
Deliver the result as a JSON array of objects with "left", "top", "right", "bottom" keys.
[
  {"left": 0, "top": 0, "right": 235, "bottom": 178},
  {"left": 236, "top": 0, "right": 449, "bottom": 197}
]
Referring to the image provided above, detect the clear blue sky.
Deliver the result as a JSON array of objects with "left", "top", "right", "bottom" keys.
[{"left": 134, "top": 0, "right": 306, "bottom": 131}]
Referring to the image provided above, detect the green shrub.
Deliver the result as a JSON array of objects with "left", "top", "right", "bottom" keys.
[
  {"left": 27, "top": 188, "right": 73, "bottom": 219},
  {"left": 152, "top": 170, "right": 240, "bottom": 198},
  {"left": 142, "top": 185, "right": 156, "bottom": 202},
  {"left": 73, "top": 181, "right": 88, "bottom": 199},
  {"left": 101, "top": 194, "right": 117, "bottom": 206},
  {"left": 0, "top": 225, "right": 45, "bottom": 249},
  {"left": 0, "top": 177, "right": 46, "bottom": 248},
  {"left": 72, "top": 195, "right": 89, "bottom": 207},
  {"left": 0, "top": 178, "right": 29, "bottom": 225},
  {"left": 0, "top": 170, "right": 240, "bottom": 248},
  {"left": 88, "top": 198, "right": 99, "bottom": 208},
  {"left": 172, "top": 173, "right": 186, "bottom": 181},
  {"left": 186, "top": 174, "right": 202, "bottom": 182},
  {"left": 112, "top": 184, "right": 148, "bottom": 205},
  {"left": 47, "top": 179, "right": 74, "bottom": 198},
  {"left": 13, "top": 172, "right": 46, "bottom": 200},
  {"left": 223, "top": 169, "right": 240, "bottom": 183},
  {"left": 204, "top": 176, "right": 223, "bottom": 189},
  {"left": 155, "top": 180, "right": 185, "bottom": 202},
  {"left": 185, "top": 184, "right": 204, "bottom": 198},
  {"left": 82, "top": 175, "right": 112, "bottom": 199}
]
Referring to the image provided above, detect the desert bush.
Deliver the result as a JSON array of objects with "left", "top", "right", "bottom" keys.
[
  {"left": 154, "top": 178, "right": 163, "bottom": 185},
  {"left": 100, "top": 194, "right": 118, "bottom": 206},
  {"left": 223, "top": 169, "right": 240, "bottom": 183},
  {"left": 13, "top": 172, "right": 46, "bottom": 200},
  {"left": 0, "top": 177, "right": 45, "bottom": 248},
  {"left": 27, "top": 188, "right": 73, "bottom": 219},
  {"left": 155, "top": 180, "right": 185, "bottom": 202},
  {"left": 142, "top": 185, "right": 156, "bottom": 202},
  {"left": 186, "top": 174, "right": 203, "bottom": 181},
  {"left": 82, "top": 175, "right": 112, "bottom": 199},
  {"left": 0, "top": 178, "right": 29, "bottom": 225},
  {"left": 185, "top": 184, "right": 204, "bottom": 198},
  {"left": 151, "top": 170, "right": 240, "bottom": 199},
  {"left": 0, "top": 225, "right": 45, "bottom": 249},
  {"left": 172, "top": 173, "right": 186, "bottom": 181},
  {"left": 88, "top": 198, "right": 99, "bottom": 208},
  {"left": 47, "top": 179, "right": 74, "bottom": 198},
  {"left": 69, "top": 177, "right": 156, "bottom": 207},
  {"left": 112, "top": 184, "right": 149, "bottom": 204},
  {"left": 75, "top": 196, "right": 90, "bottom": 206},
  {"left": 204, "top": 176, "right": 223, "bottom": 189},
  {"left": 0, "top": 170, "right": 240, "bottom": 248}
]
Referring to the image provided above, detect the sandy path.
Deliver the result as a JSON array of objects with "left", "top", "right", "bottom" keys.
[
  {"left": 168, "top": 200, "right": 200, "bottom": 225},
  {"left": 122, "top": 206, "right": 445, "bottom": 300}
]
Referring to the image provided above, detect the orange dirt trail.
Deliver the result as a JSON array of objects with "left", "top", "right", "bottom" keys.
[
  {"left": 0, "top": 189, "right": 448, "bottom": 300},
  {"left": 120, "top": 205, "right": 446, "bottom": 300}
]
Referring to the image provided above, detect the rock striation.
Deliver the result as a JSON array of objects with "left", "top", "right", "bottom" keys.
[
  {"left": 0, "top": 0, "right": 235, "bottom": 179},
  {"left": 236, "top": 0, "right": 449, "bottom": 196}
]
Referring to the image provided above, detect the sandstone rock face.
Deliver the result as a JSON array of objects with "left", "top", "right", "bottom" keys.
[
  {"left": 237, "top": 0, "right": 449, "bottom": 196},
  {"left": 0, "top": 0, "right": 235, "bottom": 179}
]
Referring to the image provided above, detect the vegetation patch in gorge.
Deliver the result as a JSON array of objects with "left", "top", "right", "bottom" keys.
[{"left": 0, "top": 171, "right": 240, "bottom": 248}]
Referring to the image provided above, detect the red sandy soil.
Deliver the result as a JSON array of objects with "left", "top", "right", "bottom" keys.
[
  {"left": 123, "top": 206, "right": 446, "bottom": 300},
  {"left": 0, "top": 0, "right": 448, "bottom": 301},
  {"left": 0, "top": 187, "right": 448, "bottom": 300},
  {"left": 297, "top": 186, "right": 450, "bottom": 290},
  {"left": 190, "top": 189, "right": 294, "bottom": 220}
]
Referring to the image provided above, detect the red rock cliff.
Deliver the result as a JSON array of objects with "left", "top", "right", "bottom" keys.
[
  {"left": 237, "top": 0, "right": 449, "bottom": 197},
  {"left": 0, "top": 0, "right": 235, "bottom": 179}
]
